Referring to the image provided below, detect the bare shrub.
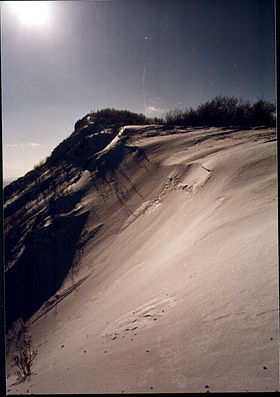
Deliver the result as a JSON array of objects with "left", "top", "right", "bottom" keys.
[
  {"left": 163, "top": 95, "right": 276, "bottom": 127},
  {"left": 11, "top": 322, "right": 37, "bottom": 381}
]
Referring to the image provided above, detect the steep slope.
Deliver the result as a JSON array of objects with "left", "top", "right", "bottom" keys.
[
  {"left": 4, "top": 122, "right": 115, "bottom": 328},
  {"left": 5, "top": 125, "right": 278, "bottom": 393}
]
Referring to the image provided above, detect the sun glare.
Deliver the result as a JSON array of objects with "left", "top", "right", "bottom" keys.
[{"left": 10, "top": 1, "right": 49, "bottom": 27}]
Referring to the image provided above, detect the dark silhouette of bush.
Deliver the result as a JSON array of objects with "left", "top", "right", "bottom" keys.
[
  {"left": 165, "top": 107, "right": 200, "bottom": 126},
  {"left": 151, "top": 116, "right": 164, "bottom": 124},
  {"left": 72, "top": 98, "right": 277, "bottom": 131},
  {"left": 165, "top": 109, "right": 184, "bottom": 126},
  {"left": 248, "top": 98, "right": 276, "bottom": 126},
  {"left": 197, "top": 96, "right": 239, "bottom": 126},
  {"left": 164, "top": 96, "right": 276, "bottom": 127},
  {"left": 75, "top": 108, "right": 151, "bottom": 132},
  {"left": 11, "top": 322, "right": 37, "bottom": 381}
]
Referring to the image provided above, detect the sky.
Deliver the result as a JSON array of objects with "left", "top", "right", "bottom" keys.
[{"left": 1, "top": 0, "right": 276, "bottom": 181}]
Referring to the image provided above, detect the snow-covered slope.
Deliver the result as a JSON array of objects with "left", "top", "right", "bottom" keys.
[{"left": 5, "top": 125, "right": 278, "bottom": 393}]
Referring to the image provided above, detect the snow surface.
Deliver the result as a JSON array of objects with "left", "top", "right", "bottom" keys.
[{"left": 6, "top": 126, "right": 278, "bottom": 394}]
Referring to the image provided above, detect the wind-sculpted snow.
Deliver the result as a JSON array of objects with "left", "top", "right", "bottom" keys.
[
  {"left": 4, "top": 124, "right": 278, "bottom": 394},
  {"left": 4, "top": 124, "right": 156, "bottom": 328}
]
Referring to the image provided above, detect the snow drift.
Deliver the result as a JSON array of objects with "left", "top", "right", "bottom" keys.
[{"left": 4, "top": 124, "right": 278, "bottom": 393}]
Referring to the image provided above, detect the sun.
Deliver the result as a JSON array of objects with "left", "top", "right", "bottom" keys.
[{"left": 10, "top": 1, "right": 50, "bottom": 27}]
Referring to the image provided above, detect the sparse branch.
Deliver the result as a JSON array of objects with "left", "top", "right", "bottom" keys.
[{"left": 11, "top": 322, "right": 37, "bottom": 381}]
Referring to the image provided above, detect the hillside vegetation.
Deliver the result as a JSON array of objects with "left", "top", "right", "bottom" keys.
[{"left": 164, "top": 96, "right": 276, "bottom": 127}]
